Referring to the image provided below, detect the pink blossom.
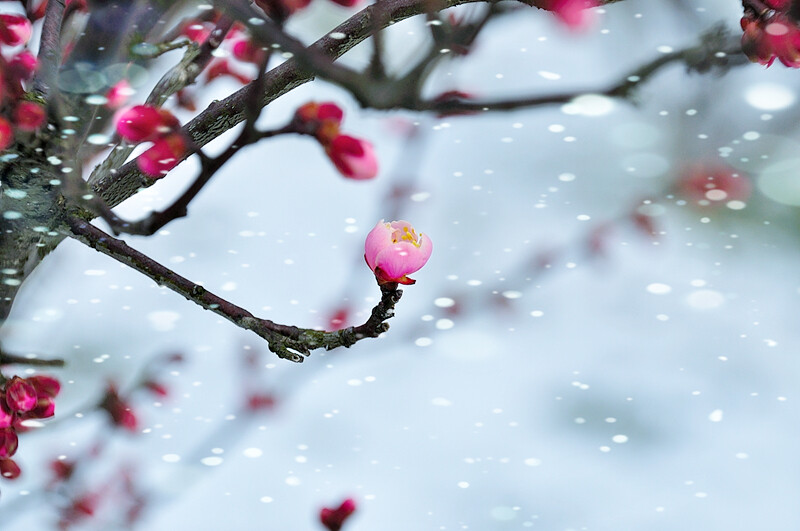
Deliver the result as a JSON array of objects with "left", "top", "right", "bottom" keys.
[
  {"left": 137, "top": 133, "right": 186, "bottom": 178},
  {"left": 232, "top": 39, "right": 266, "bottom": 64},
  {"left": 14, "top": 101, "right": 45, "bottom": 131},
  {"left": 326, "top": 135, "right": 378, "bottom": 180},
  {"left": 5, "top": 376, "right": 37, "bottom": 412},
  {"left": 320, "top": 498, "right": 357, "bottom": 531},
  {"left": 539, "top": 0, "right": 598, "bottom": 30},
  {"left": 7, "top": 51, "right": 38, "bottom": 82},
  {"left": 116, "top": 105, "right": 164, "bottom": 143},
  {"left": 101, "top": 384, "right": 139, "bottom": 432},
  {"left": 678, "top": 162, "right": 751, "bottom": 207},
  {"left": 364, "top": 220, "right": 433, "bottom": 285},
  {"left": 0, "top": 14, "right": 32, "bottom": 46},
  {"left": 106, "top": 80, "right": 135, "bottom": 109},
  {"left": 328, "top": 0, "right": 361, "bottom": 7}
]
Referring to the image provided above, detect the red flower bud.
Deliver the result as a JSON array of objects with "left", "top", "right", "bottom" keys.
[
  {"left": 101, "top": 384, "right": 138, "bottom": 432},
  {"left": 28, "top": 375, "right": 61, "bottom": 398},
  {"left": 5, "top": 376, "right": 37, "bottom": 412},
  {"left": 205, "top": 59, "right": 251, "bottom": 85},
  {"left": 232, "top": 39, "right": 266, "bottom": 64},
  {"left": 0, "top": 458, "right": 21, "bottom": 479},
  {"left": 14, "top": 101, "right": 45, "bottom": 131},
  {"left": 325, "top": 135, "right": 378, "bottom": 180},
  {"left": 0, "top": 117, "right": 13, "bottom": 151},
  {"left": 0, "top": 428, "right": 18, "bottom": 458},
  {"left": 116, "top": 105, "right": 177, "bottom": 143},
  {"left": 0, "top": 14, "right": 32, "bottom": 46},
  {"left": 320, "top": 498, "right": 357, "bottom": 531},
  {"left": 7, "top": 51, "right": 38, "bottom": 82},
  {"left": 0, "top": 399, "right": 14, "bottom": 428},
  {"left": 137, "top": 133, "right": 186, "bottom": 178}
]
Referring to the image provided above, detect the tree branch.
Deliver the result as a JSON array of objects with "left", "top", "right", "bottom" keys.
[
  {"left": 32, "top": 0, "right": 65, "bottom": 98},
  {"left": 65, "top": 217, "right": 403, "bottom": 362}
]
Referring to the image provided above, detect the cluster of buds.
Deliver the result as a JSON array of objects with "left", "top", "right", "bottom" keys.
[
  {"left": 116, "top": 105, "right": 186, "bottom": 178},
  {"left": 319, "top": 498, "right": 357, "bottom": 531},
  {"left": 364, "top": 220, "right": 433, "bottom": 285},
  {"left": 741, "top": 0, "right": 800, "bottom": 67},
  {"left": 0, "top": 375, "right": 61, "bottom": 479},
  {"left": 534, "top": 0, "right": 600, "bottom": 30},
  {"left": 677, "top": 162, "right": 752, "bottom": 208},
  {"left": 0, "top": 13, "right": 45, "bottom": 150},
  {"left": 294, "top": 101, "right": 378, "bottom": 180}
]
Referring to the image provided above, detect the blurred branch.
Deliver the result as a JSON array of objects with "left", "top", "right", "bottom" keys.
[
  {"left": 65, "top": 217, "right": 403, "bottom": 362},
  {"left": 32, "top": 0, "right": 65, "bottom": 98},
  {"left": 0, "top": 348, "right": 65, "bottom": 367}
]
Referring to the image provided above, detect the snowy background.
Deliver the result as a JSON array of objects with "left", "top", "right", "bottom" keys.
[{"left": 2, "top": 0, "right": 800, "bottom": 529}]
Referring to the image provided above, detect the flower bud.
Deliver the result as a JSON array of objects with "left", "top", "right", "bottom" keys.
[
  {"left": 14, "top": 101, "right": 45, "bottom": 131},
  {"left": 106, "top": 80, "right": 135, "bottom": 109},
  {"left": 137, "top": 133, "right": 186, "bottom": 178},
  {"left": 0, "top": 117, "right": 13, "bottom": 151},
  {"left": 116, "top": 105, "right": 163, "bottom": 143},
  {"left": 320, "top": 498, "right": 357, "bottom": 531},
  {"left": 0, "top": 458, "right": 21, "bottom": 479},
  {"left": 0, "top": 14, "right": 32, "bottom": 46},
  {"left": 5, "top": 376, "right": 37, "bottom": 412},
  {"left": 27, "top": 375, "right": 61, "bottom": 398},
  {"left": 7, "top": 51, "right": 38, "bottom": 82},
  {"left": 0, "top": 428, "right": 18, "bottom": 458},
  {"left": 325, "top": 135, "right": 378, "bottom": 180},
  {"left": 0, "top": 399, "right": 14, "bottom": 428},
  {"left": 364, "top": 220, "right": 432, "bottom": 285}
]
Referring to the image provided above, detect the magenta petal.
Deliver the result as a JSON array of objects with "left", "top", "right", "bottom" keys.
[{"left": 364, "top": 220, "right": 392, "bottom": 271}]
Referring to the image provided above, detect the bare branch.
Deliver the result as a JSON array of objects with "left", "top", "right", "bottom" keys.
[
  {"left": 65, "top": 217, "right": 403, "bottom": 362},
  {"left": 32, "top": 0, "right": 65, "bottom": 98}
]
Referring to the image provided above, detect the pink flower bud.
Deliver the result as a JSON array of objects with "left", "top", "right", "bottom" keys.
[
  {"left": 182, "top": 21, "right": 212, "bottom": 43},
  {"left": 25, "top": 396, "right": 55, "bottom": 419},
  {"left": 0, "top": 14, "right": 32, "bottom": 46},
  {"left": 116, "top": 105, "right": 178, "bottom": 143},
  {"left": 106, "top": 80, "right": 135, "bottom": 109},
  {"left": 137, "top": 133, "right": 185, "bottom": 178},
  {"left": 0, "top": 428, "right": 18, "bottom": 458},
  {"left": 7, "top": 51, "right": 38, "bottom": 82},
  {"left": 326, "top": 135, "right": 378, "bottom": 180},
  {"left": 0, "top": 117, "right": 13, "bottom": 151},
  {"left": 320, "top": 498, "right": 357, "bottom": 531},
  {"left": 364, "top": 220, "right": 432, "bottom": 285},
  {"left": 677, "top": 162, "right": 751, "bottom": 207},
  {"left": 0, "top": 458, "right": 20, "bottom": 479},
  {"left": 328, "top": 0, "right": 361, "bottom": 7},
  {"left": 539, "top": 0, "right": 598, "bottom": 30},
  {"left": 14, "top": 101, "right": 45, "bottom": 131},
  {"left": 101, "top": 384, "right": 138, "bottom": 432},
  {"left": 27, "top": 375, "right": 61, "bottom": 398},
  {"left": 232, "top": 39, "right": 266, "bottom": 64},
  {"left": 5, "top": 376, "right": 37, "bottom": 412}
]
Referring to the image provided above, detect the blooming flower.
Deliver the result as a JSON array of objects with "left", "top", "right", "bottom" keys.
[
  {"left": 364, "top": 220, "right": 432, "bottom": 285},
  {"left": 326, "top": 135, "right": 378, "bottom": 180}
]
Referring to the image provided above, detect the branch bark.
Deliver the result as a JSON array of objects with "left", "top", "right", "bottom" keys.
[{"left": 66, "top": 217, "right": 403, "bottom": 362}]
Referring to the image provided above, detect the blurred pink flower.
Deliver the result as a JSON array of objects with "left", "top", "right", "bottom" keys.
[{"left": 326, "top": 135, "right": 378, "bottom": 180}]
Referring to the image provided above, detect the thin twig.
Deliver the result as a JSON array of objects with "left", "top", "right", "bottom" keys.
[{"left": 32, "top": 0, "right": 65, "bottom": 98}]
